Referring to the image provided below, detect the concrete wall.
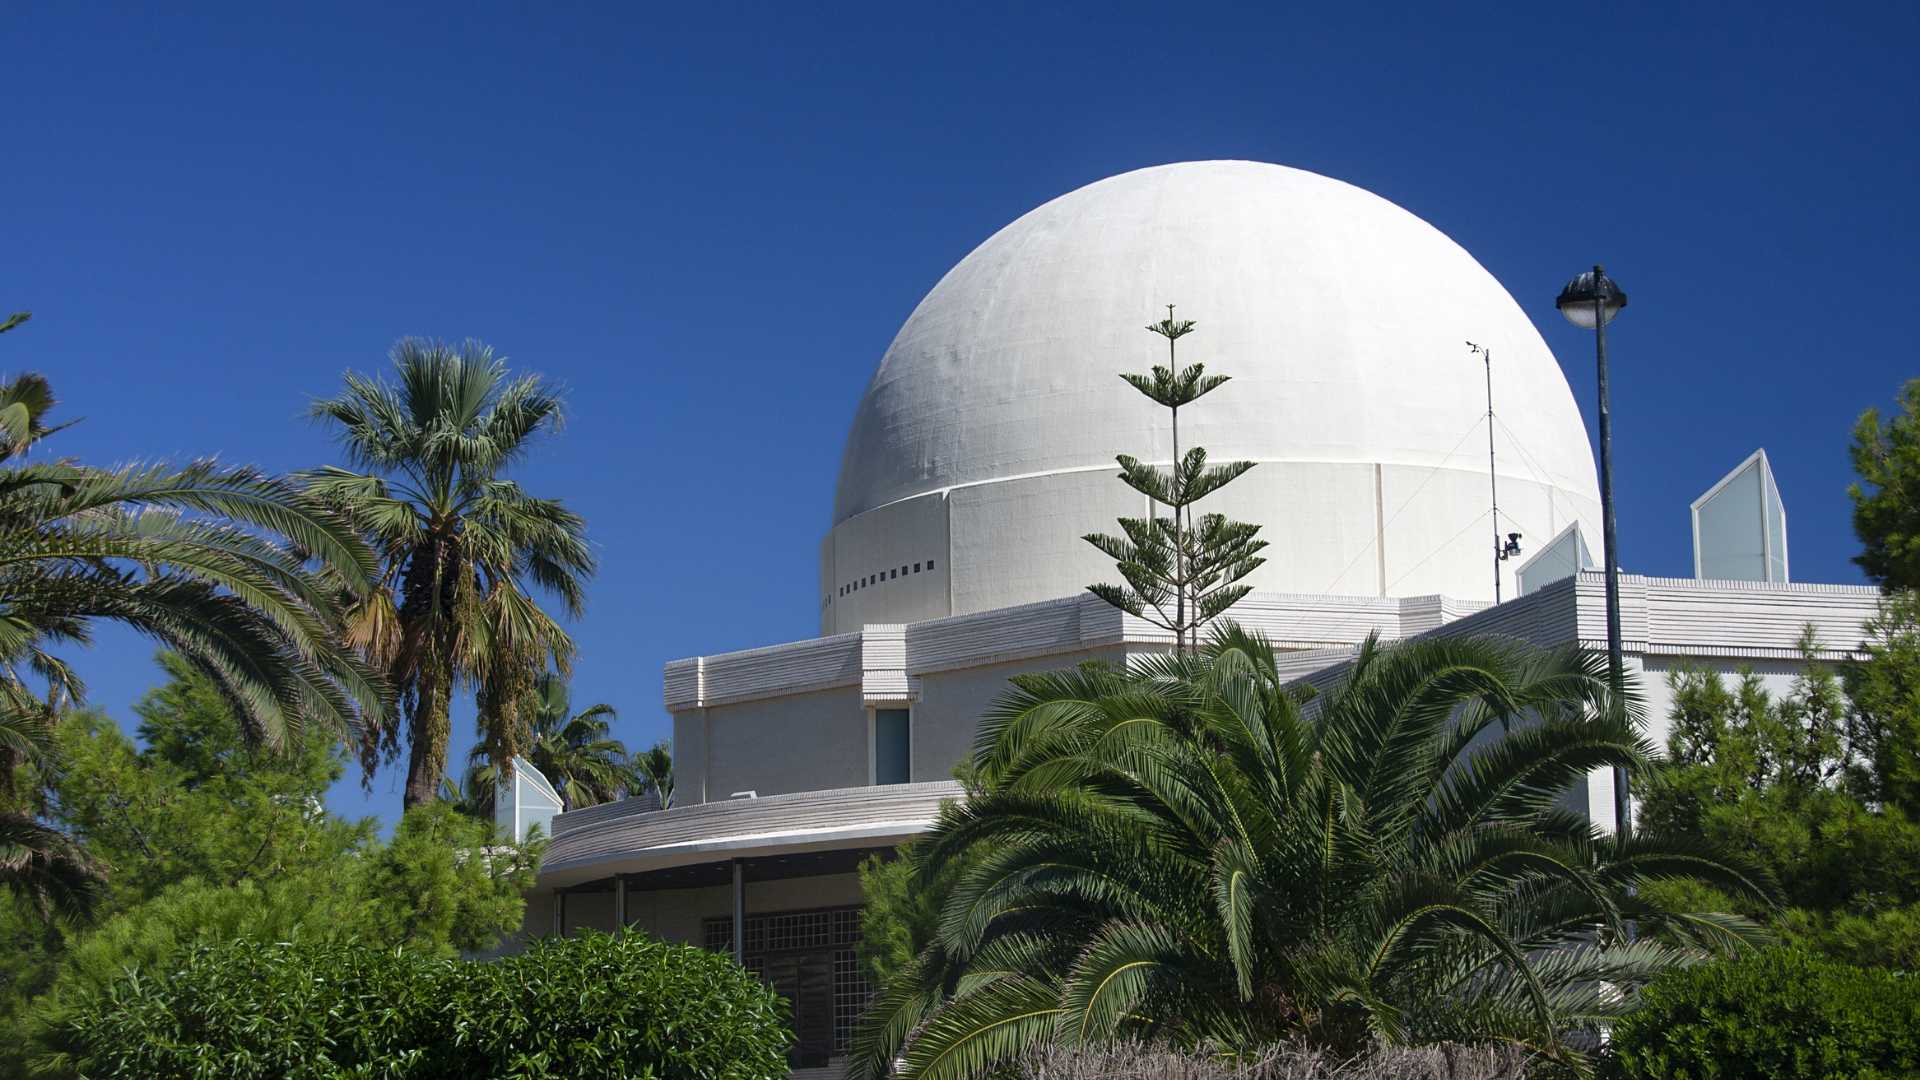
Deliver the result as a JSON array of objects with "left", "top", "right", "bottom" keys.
[
  {"left": 694, "top": 685, "right": 868, "bottom": 801},
  {"left": 561, "top": 888, "right": 615, "bottom": 936},
  {"left": 824, "top": 459, "right": 1602, "bottom": 631},
  {"left": 911, "top": 647, "right": 1126, "bottom": 781},
  {"left": 823, "top": 490, "right": 951, "bottom": 634},
  {"left": 674, "top": 707, "right": 710, "bottom": 804},
  {"left": 674, "top": 645, "right": 1123, "bottom": 803}
]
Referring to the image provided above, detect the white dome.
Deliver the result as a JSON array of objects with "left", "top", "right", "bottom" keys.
[{"left": 821, "top": 161, "right": 1600, "bottom": 634}]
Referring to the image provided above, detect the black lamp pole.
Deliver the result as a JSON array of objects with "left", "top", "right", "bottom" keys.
[{"left": 1556, "top": 266, "right": 1630, "bottom": 840}]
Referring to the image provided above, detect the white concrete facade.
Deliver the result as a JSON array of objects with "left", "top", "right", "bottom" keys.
[{"left": 537, "top": 572, "right": 1880, "bottom": 908}]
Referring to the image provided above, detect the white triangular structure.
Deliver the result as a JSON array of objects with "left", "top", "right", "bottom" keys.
[
  {"left": 496, "top": 755, "right": 564, "bottom": 843},
  {"left": 1692, "top": 449, "right": 1788, "bottom": 583},
  {"left": 1515, "top": 522, "right": 1596, "bottom": 597}
]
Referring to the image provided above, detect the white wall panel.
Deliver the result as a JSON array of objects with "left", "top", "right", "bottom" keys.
[{"left": 825, "top": 492, "right": 951, "bottom": 634}]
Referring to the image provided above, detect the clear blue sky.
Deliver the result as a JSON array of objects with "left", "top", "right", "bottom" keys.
[{"left": 5, "top": 3, "right": 1915, "bottom": 825}]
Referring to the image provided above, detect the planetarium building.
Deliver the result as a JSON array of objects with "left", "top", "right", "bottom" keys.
[{"left": 506, "top": 162, "right": 1875, "bottom": 1073}]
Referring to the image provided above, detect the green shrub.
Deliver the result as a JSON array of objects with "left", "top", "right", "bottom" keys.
[
  {"left": 456, "top": 931, "right": 793, "bottom": 1078},
  {"left": 49, "top": 931, "right": 792, "bottom": 1079},
  {"left": 1606, "top": 948, "right": 1920, "bottom": 1079}
]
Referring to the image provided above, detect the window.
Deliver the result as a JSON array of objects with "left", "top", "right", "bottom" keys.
[
  {"left": 927, "top": 559, "right": 936, "bottom": 570},
  {"left": 914, "top": 562, "right": 921, "bottom": 572},
  {"left": 703, "top": 908, "right": 868, "bottom": 1064},
  {"left": 833, "top": 949, "right": 868, "bottom": 1053},
  {"left": 874, "top": 708, "right": 910, "bottom": 785}
]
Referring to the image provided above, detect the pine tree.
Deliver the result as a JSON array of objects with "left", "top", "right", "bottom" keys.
[{"left": 1084, "top": 308, "right": 1266, "bottom": 651}]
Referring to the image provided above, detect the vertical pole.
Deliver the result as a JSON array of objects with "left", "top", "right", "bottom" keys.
[
  {"left": 1484, "top": 348, "right": 1501, "bottom": 603},
  {"left": 553, "top": 889, "right": 565, "bottom": 937},
  {"left": 614, "top": 876, "right": 626, "bottom": 936},
  {"left": 731, "top": 859, "right": 745, "bottom": 962},
  {"left": 1592, "top": 264, "right": 1630, "bottom": 840}
]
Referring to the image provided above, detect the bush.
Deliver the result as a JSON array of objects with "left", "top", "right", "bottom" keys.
[
  {"left": 1606, "top": 948, "right": 1920, "bottom": 1079},
  {"left": 457, "top": 930, "right": 793, "bottom": 1077},
  {"left": 49, "top": 931, "right": 792, "bottom": 1079}
]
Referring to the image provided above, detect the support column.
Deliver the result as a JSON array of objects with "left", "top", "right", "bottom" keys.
[
  {"left": 731, "top": 859, "right": 746, "bottom": 961},
  {"left": 614, "top": 877, "right": 627, "bottom": 936},
  {"left": 553, "top": 890, "right": 565, "bottom": 938}
]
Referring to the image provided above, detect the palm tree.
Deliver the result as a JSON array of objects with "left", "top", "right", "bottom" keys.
[
  {"left": 464, "top": 671, "right": 627, "bottom": 813},
  {"left": 632, "top": 740, "right": 673, "bottom": 810},
  {"left": 307, "top": 339, "right": 594, "bottom": 810},
  {"left": 0, "top": 315, "right": 388, "bottom": 917},
  {"left": 850, "top": 627, "right": 1773, "bottom": 1079}
]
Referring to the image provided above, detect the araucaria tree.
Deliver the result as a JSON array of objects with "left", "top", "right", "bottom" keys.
[
  {"left": 308, "top": 340, "right": 594, "bottom": 810},
  {"left": 1084, "top": 308, "right": 1265, "bottom": 651},
  {"left": 850, "top": 628, "right": 1770, "bottom": 1079}
]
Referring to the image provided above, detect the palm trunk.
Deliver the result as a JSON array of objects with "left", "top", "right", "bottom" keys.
[
  {"left": 399, "top": 535, "right": 458, "bottom": 812},
  {"left": 403, "top": 659, "right": 452, "bottom": 810}
]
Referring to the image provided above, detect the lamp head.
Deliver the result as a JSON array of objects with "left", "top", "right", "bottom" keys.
[{"left": 1556, "top": 267, "right": 1628, "bottom": 329}]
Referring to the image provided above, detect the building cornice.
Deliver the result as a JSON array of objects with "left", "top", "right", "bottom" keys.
[
  {"left": 541, "top": 781, "right": 963, "bottom": 887},
  {"left": 664, "top": 575, "right": 1883, "bottom": 712}
]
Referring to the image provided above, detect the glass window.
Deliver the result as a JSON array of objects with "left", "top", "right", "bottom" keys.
[{"left": 874, "top": 709, "right": 910, "bottom": 785}]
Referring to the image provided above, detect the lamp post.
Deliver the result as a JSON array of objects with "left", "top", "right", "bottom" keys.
[{"left": 1556, "top": 266, "right": 1630, "bottom": 839}]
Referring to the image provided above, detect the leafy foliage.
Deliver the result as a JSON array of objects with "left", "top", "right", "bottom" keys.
[
  {"left": 462, "top": 670, "right": 633, "bottom": 814},
  {"left": 1844, "top": 590, "right": 1920, "bottom": 820},
  {"left": 51, "top": 931, "right": 792, "bottom": 1079},
  {"left": 632, "top": 738, "right": 675, "bottom": 810},
  {"left": 1635, "top": 629, "right": 1920, "bottom": 967},
  {"left": 852, "top": 627, "right": 1766, "bottom": 1079},
  {"left": 46, "top": 654, "right": 372, "bottom": 908},
  {"left": 1605, "top": 948, "right": 1920, "bottom": 1079},
  {"left": 858, "top": 844, "right": 961, "bottom": 988},
  {"left": 307, "top": 339, "right": 594, "bottom": 809},
  {"left": 0, "top": 319, "right": 387, "bottom": 916},
  {"left": 1850, "top": 377, "right": 1920, "bottom": 591},
  {"left": 1, "top": 656, "right": 539, "bottom": 1077},
  {"left": 1084, "top": 309, "right": 1264, "bottom": 651}
]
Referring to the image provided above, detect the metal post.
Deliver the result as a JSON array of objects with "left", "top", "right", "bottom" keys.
[
  {"left": 731, "top": 859, "right": 745, "bottom": 962},
  {"left": 614, "top": 876, "right": 626, "bottom": 936},
  {"left": 1592, "top": 263, "right": 1630, "bottom": 840},
  {"left": 1483, "top": 347, "right": 1502, "bottom": 603},
  {"left": 553, "top": 889, "right": 565, "bottom": 937}
]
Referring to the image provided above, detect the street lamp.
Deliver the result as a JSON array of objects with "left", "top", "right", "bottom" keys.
[{"left": 1555, "top": 265, "right": 1631, "bottom": 840}]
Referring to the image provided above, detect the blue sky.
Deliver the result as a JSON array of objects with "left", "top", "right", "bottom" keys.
[{"left": 5, "top": 2, "right": 1915, "bottom": 825}]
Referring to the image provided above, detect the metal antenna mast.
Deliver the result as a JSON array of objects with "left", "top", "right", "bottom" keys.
[{"left": 1469, "top": 342, "right": 1518, "bottom": 602}]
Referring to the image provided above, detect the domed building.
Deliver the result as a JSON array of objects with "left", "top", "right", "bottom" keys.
[
  {"left": 825, "top": 161, "right": 1600, "bottom": 632},
  {"left": 511, "top": 163, "right": 1873, "bottom": 1076}
]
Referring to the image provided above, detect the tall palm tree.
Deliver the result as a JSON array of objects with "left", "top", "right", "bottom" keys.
[
  {"left": 632, "top": 739, "right": 673, "bottom": 810},
  {"left": 464, "top": 671, "right": 627, "bottom": 813},
  {"left": 307, "top": 340, "right": 594, "bottom": 809},
  {"left": 0, "top": 314, "right": 388, "bottom": 917},
  {"left": 851, "top": 627, "right": 1773, "bottom": 1079}
]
